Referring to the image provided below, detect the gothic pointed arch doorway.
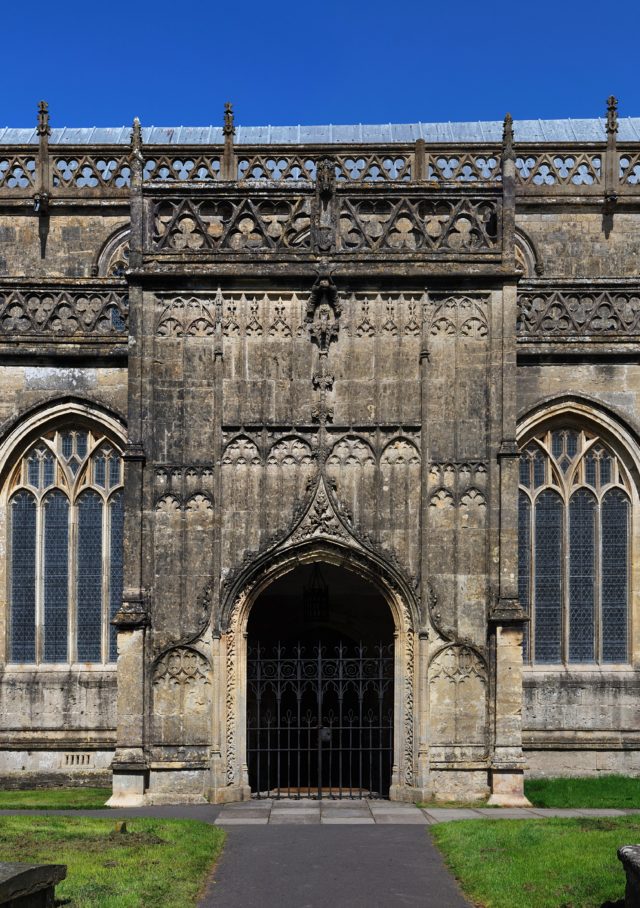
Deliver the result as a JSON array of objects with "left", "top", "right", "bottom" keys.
[{"left": 246, "top": 561, "right": 395, "bottom": 799}]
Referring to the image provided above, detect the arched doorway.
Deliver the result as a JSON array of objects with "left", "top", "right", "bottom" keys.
[{"left": 246, "top": 562, "right": 395, "bottom": 799}]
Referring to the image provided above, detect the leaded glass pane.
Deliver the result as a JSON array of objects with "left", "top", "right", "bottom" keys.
[
  {"left": 519, "top": 453, "right": 530, "bottom": 487},
  {"left": 77, "top": 491, "right": 103, "bottom": 662},
  {"left": 566, "top": 431, "right": 578, "bottom": 459},
  {"left": 76, "top": 432, "right": 88, "bottom": 459},
  {"left": 534, "top": 490, "right": 563, "bottom": 663},
  {"left": 10, "top": 492, "right": 37, "bottom": 662},
  {"left": 533, "top": 450, "right": 546, "bottom": 488},
  {"left": 551, "top": 431, "right": 563, "bottom": 459},
  {"left": 568, "top": 490, "right": 596, "bottom": 662},
  {"left": 109, "top": 456, "right": 121, "bottom": 489},
  {"left": 600, "top": 454, "right": 612, "bottom": 486},
  {"left": 109, "top": 491, "right": 124, "bottom": 661},
  {"left": 43, "top": 453, "right": 55, "bottom": 486},
  {"left": 585, "top": 453, "right": 597, "bottom": 487},
  {"left": 43, "top": 491, "right": 69, "bottom": 662},
  {"left": 94, "top": 455, "right": 106, "bottom": 488},
  {"left": 601, "top": 489, "right": 629, "bottom": 662},
  {"left": 61, "top": 433, "right": 73, "bottom": 459},
  {"left": 27, "top": 455, "right": 39, "bottom": 488},
  {"left": 518, "top": 491, "right": 531, "bottom": 661}
]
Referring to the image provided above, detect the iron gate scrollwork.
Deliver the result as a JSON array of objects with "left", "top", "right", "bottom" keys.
[{"left": 247, "top": 641, "right": 394, "bottom": 799}]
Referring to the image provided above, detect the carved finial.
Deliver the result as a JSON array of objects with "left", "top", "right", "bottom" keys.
[
  {"left": 606, "top": 96, "right": 619, "bottom": 135},
  {"left": 37, "top": 100, "right": 50, "bottom": 137},
  {"left": 131, "top": 116, "right": 142, "bottom": 153},
  {"left": 502, "top": 112, "right": 514, "bottom": 158},
  {"left": 223, "top": 102, "right": 235, "bottom": 137}
]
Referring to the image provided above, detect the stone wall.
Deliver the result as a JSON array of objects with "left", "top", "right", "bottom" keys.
[{"left": 0, "top": 108, "right": 639, "bottom": 800}]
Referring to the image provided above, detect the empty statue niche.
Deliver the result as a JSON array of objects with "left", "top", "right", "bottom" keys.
[{"left": 246, "top": 562, "right": 395, "bottom": 800}]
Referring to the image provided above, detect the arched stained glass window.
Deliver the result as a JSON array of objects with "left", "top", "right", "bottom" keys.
[
  {"left": 519, "top": 426, "right": 631, "bottom": 665},
  {"left": 7, "top": 426, "right": 124, "bottom": 665}
]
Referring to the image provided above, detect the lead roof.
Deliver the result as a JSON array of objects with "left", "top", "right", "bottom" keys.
[{"left": 2, "top": 118, "right": 640, "bottom": 145}]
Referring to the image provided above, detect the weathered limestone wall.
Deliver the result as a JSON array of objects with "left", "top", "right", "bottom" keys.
[
  {"left": 0, "top": 669, "right": 116, "bottom": 786},
  {"left": 0, "top": 365, "right": 127, "bottom": 428},
  {"left": 516, "top": 211, "right": 640, "bottom": 278},
  {"left": 0, "top": 214, "right": 128, "bottom": 277},
  {"left": 518, "top": 362, "right": 640, "bottom": 435}
]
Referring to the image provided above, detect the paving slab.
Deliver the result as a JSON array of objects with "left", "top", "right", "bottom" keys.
[
  {"left": 270, "top": 814, "right": 321, "bottom": 825},
  {"left": 215, "top": 817, "right": 269, "bottom": 825},
  {"left": 321, "top": 817, "right": 376, "bottom": 824},
  {"left": 199, "top": 826, "right": 471, "bottom": 907},
  {"left": 270, "top": 806, "right": 319, "bottom": 812},
  {"left": 216, "top": 809, "right": 271, "bottom": 819},
  {"left": 373, "top": 813, "right": 429, "bottom": 824},
  {"left": 422, "top": 808, "right": 482, "bottom": 822},
  {"left": 368, "top": 805, "right": 421, "bottom": 813},
  {"left": 573, "top": 809, "right": 627, "bottom": 817},
  {"left": 473, "top": 808, "right": 537, "bottom": 819}
]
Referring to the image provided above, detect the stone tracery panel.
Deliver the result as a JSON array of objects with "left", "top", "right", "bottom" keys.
[
  {"left": 265, "top": 436, "right": 317, "bottom": 540},
  {"left": 152, "top": 197, "right": 313, "bottom": 252},
  {"left": 429, "top": 645, "right": 488, "bottom": 761},
  {"left": 152, "top": 647, "right": 212, "bottom": 750},
  {"left": 0, "top": 287, "right": 128, "bottom": 336},
  {"left": 517, "top": 287, "right": 640, "bottom": 338},
  {"left": 337, "top": 196, "right": 499, "bottom": 253},
  {"left": 221, "top": 436, "right": 262, "bottom": 576},
  {"left": 326, "top": 436, "right": 376, "bottom": 533},
  {"left": 379, "top": 439, "right": 421, "bottom": 578}
]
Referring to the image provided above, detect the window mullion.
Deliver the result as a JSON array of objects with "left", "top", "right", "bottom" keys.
[
  {"left": 562, "top": 490, "right": 569, "bottom": 664},
  {"left": 35, "top": 495, "right": 43, "bottom": 665},
  {"left": 69, "top": 500, "right": 77, "bottom": 664},
  {"left": 102, "top": 493, "right": 111, "bottom": 664},
  {"left": 596, "top": 498, "right": 602, "bottom": 663},
  {"left": 528, "top": 492, "right": 534, "bottom": 663}
]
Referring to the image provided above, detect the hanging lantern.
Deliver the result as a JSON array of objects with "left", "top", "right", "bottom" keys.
[{"left": 303, "top": 563, "right": 329, "bottom": 623}]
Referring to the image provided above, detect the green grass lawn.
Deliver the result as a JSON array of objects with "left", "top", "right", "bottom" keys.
[
  {"left": 432, "top": 815, "right": 635, "bottom": 908},
  {"left": 0, "top": 816, "right": 225, "bottom": 908},
  {"left": 525, "top": 774, "right": 640, "bottom": 809},
  {"left": 0, "top": 788, "right": 111, "bottom": 810}
]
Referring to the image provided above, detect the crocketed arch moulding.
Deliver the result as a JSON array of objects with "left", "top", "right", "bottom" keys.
[{"left": 220, "top": 540, "right": 420, "bottom": 798}]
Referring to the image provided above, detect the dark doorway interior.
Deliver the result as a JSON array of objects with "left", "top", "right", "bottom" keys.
[{"left": 246, "top": 562, "right": 394, "bottom": 799}]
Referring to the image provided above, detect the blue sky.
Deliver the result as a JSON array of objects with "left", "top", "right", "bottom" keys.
[{"left": 2, "top": 0, "right": 638, "bottom": 128}]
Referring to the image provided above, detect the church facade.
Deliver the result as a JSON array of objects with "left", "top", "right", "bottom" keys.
[{"left": 0, "top": 101, "right": 638, "bottom": 806}]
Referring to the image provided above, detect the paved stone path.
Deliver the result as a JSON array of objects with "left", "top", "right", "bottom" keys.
[{"left": 214, "top": 798, "right": 640, "bottom": 825}]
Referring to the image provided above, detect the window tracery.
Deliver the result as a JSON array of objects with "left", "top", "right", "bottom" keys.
[
  {"left": 7, "top": 427, "right": 124, "bottom": 664},
  {"left": 519, "top": 426, "right": 630, "bottom": 664}
]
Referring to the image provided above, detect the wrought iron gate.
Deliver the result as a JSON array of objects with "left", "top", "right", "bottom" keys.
[{"left": 247, "top": 641, "right": 393, "bottom": 799}]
